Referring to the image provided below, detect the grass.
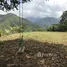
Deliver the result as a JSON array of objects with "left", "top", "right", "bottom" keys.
[{"left": 0, "top": 32, "right": 67, "bottom": 45}]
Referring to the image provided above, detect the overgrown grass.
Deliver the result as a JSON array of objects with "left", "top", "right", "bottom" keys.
[{"left": 0, "top": 32, "right": 67, "bottom": 45}]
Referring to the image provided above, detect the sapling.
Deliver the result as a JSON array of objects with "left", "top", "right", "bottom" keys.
[
  {"left": 0, "top": 30, "right": 2, "bottom": 37},
  {"left": 18, "top": 34, "right": 25, "bottom": 52}
]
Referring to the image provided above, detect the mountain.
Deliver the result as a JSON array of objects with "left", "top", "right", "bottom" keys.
[
  {"left": 26, "top": 17, "right": 40, "bottom": 22},
  {"left": 0, "top": 13, "right": 40, "bottom": 34},
  {"left": 34, "top": 17, "right": 60, "bottom": 27}
]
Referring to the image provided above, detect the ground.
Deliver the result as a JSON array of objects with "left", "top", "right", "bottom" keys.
[
  {"left": 0, "top": 32, "right": 67, "bottom": 45},
  {"left": 0, "top": 32, "right": 67, "bottom": 67}
]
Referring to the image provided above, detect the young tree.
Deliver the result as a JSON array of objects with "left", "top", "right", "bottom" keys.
[
  {"left": 0, "top": 0, "right": 49, "bottom": 53},
  {"left": 0, "top": 0, "right": 31, "bottom": 53}
]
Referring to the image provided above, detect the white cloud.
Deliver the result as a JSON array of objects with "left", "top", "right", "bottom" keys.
[
  {"left": 23, "top": 0, "right": 67, "bottom": 18},
  {"left": 0, "top": 0, "right": 67, "bottom": 18}
]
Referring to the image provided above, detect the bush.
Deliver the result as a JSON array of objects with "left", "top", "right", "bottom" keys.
[
  {"left": 46, "top": 24, "right": 59, "bottom": 31},
  {"left": 59, "top": 20, "right": 67, "bottom": 31},
  {"left": 0, "top": 30, "right": 2, "bottom": 37},
  {"left": 5, "top": 29, "right": 10, "bottom": 35}
]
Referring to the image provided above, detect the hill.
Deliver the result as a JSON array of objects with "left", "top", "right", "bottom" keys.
[
  {"left": 34, "top": 17, "right": 60, "bottom": 27},
  {"left": 26, "top": 17, "right": 40, "bottom": 22},
  {"left": 0, "top": 13, "right": 40, "bottom": 34}
]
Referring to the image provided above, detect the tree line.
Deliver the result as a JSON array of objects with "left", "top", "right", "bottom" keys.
[{"left": 45, "top": 11, "right": 67, "bottom": 32}]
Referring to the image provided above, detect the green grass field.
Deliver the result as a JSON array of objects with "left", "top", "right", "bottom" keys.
[{"left": 0, "top": 32, "right": 67, "bottom": 45}]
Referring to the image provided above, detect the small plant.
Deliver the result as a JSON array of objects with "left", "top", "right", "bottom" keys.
[
  {"left": 0, "top": 30, "right": 2, "bottom": 37},
  {"left": 5, "top": 29, "right": 10, "bottom": 35},
  {"left": 18, "top": 35, "right": 25, "bottom": 52}
]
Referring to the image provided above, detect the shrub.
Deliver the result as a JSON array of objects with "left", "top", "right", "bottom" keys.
[
  {"left": 0, "top": 30, "right": 2, "bottom": 37},
  {"left": 5, "top": 29, "right": 10, "bottom": 35}
]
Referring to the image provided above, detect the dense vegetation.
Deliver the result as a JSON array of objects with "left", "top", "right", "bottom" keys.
[
  {"left": 59, "top": 11, "right": 67, "bottom": 31},
  {"left": 44, "top": 11, "right": 67, "bottom": 32}
]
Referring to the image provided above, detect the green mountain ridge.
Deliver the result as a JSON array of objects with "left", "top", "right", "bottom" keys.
[{"left": 0, "top": 13, "right": 40, "bottom": 34}]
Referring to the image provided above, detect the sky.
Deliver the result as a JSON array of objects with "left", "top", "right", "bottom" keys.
[{"left": 0, "top": 0, "right": 67, "bottom": 18}]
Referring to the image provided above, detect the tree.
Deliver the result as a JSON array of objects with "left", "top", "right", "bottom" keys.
[
  {"left": 59, "top": 11, "right": 67, "bottom": 31},
  {"left": 46, "top": 24, "right": 59, "bottom": 31},
  {"left": 0, "top": 0, "right": 49, "bottom": 11},
  {"left": 59, "top": 19, "right": 67, "bottom": 31},
  {"left": 60, "top": 11, "right": 67, "bottom": 23},
  {"left": 37, "top": 28, "right": 44, "bottom": 31},
  {"left": 0, "top": 0, "right": 31, "bottom": 11}
]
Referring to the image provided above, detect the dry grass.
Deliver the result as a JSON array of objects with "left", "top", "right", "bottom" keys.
[{"left": 0, "top": 32, "right": 67, "bottom": 45}]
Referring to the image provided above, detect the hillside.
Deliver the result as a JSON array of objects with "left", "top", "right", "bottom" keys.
[
  {"left": 34, "top": 17, "right": 60, "bottom": 27},
  {"left": 0, "top": 13, "right": 40, "bottom": 33}
]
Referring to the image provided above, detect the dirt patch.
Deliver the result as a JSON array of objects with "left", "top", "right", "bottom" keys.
[{"left": 0, "top": 39, "right": 67, "bottom": 67}]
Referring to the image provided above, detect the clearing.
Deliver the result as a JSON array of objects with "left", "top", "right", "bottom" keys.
[{"left": 0, "top": 32, "right": 67, "bottom": 45}]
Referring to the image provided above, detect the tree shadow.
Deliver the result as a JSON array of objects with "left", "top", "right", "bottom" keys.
[{"left": 0, "top": 39, "right": 67, "bottom": 67}]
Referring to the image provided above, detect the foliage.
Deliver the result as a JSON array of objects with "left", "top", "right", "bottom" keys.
[
  {"left": 0, "top": 30, "right": 2, "bottom": 37},
  {"left": 17, "top": 24, "right": 25, "bottom": 32},
  {"left": 45, "top": 11, "right": 67, "bottom": 32},
  {"left": 5, "top": 29, "right": 10, "bottom": 35},
  {"left": 18, "top": 35, "right": 23, "bottom": 49},
  {"left": 59, "top": 19, "right": 67, "bottom": 31},
  {"left": 0, "top": 0, "right": 31, "bottom": 11},
  {"left": 46, "top": 24, "right": 59, "bottom": 31},
  {"left": 59, "top": 11, "right": 67, "bottom": 31},
  {"left": 37, "top": 28, "right": 44, "bottom": 31},
  {"left": 60, "top": 11, "right": 67, "bottom": 23}
]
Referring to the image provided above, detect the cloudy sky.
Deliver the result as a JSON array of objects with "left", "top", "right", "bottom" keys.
[{"left": 0, "top": 0, "right": 67, "bottom": 18}]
